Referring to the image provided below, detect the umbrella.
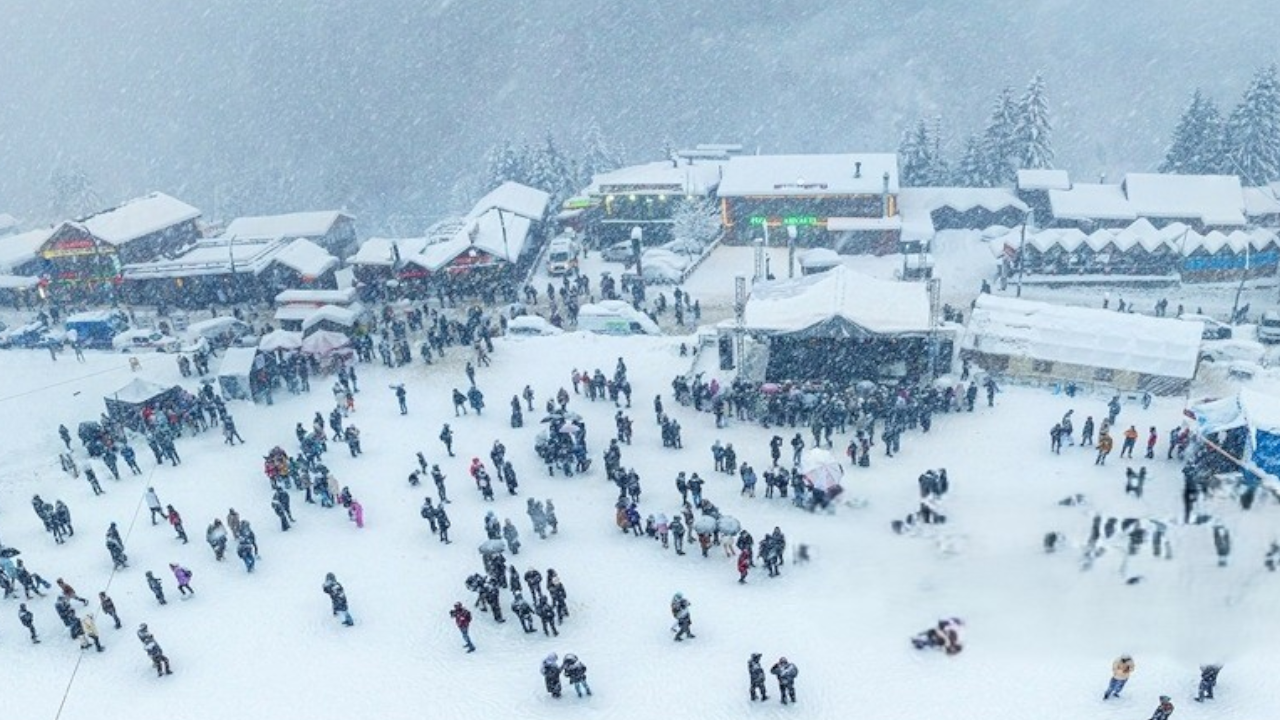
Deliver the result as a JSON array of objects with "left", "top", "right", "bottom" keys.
[
  {"left": 0, "top": 547, "right": 20, "bottom": 558},
  {"left": 760, "top": 383, "right": 782, "bottom": 395},
  {"left": 716, "top": 516, "right": 741, "bottom": 535},
  {"left": 802, "top": 448, "right": 844, "bottom": 491},
  {"left": 479, "top": 539, "right": 507, "bottom": 555},
  {"left": 558, "top": 422, "right": 581, "bottom": 435},
  {"left": 692, "top": 516, "right": 718, "bottom": 535}
]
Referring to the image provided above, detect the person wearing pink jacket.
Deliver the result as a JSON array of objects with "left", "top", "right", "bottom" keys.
[{"left": 169, "top": 563, "right": 194, "bottom": 596}]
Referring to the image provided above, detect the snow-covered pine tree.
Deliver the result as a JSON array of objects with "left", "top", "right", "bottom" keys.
[
  {"left": 578, "top": 120, "right": 626, "bottom": 188},
  {"left": 979, "top": 86, "right": 1020, "bottom": 186},
  {"left": 926, "top": 115, "right": 952, "bottom": 185},
  {"left": 49, "top": 165, "right": 103, "bottom": 220},
  {"left": 670, "top": 196, "right": 721, "bottom": 246},
  {"left": 482, "top": 140, "right": 528, "bottom": 189},
  {"left": 1159, "top": 89, "right": 1225, "bottom": 175},
  {"left": 954, "top": 135, "right": 987, "bottom": 187},
  {"left": 1224, "top": 64, "right": 1280, "bottom": 185},
  {"left": 898, "top": 119, "right": 934, "bottom": 187},
  {"left": 1014, "top": 72, "right": 1054, "bottom": 170},
  {"left": 521, "top": 134, "right": 579, "bottom": 205}
]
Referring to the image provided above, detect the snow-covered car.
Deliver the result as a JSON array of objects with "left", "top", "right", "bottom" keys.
[
  {"left": 640, "top": 259, "right": 684, "bottom": 284},
  {"left": 112, "top": 329, "right": 182, "bottom": 353},
  {"left": 1199, "top": 337, "right": 1266, "bottom": 365},
  {"left": 506, "top": 315, "right": 563, "bottom": 337},
  {"left": 1180, "top": 313, "right": 1232, "bottom": 340},
  {"left": 0, "top": 321, "right": 47, "bottom": 349},
  {"left": 600, "top": 241, "right": 635, "bottom": 264},
  {"left": 661, "top": 238, "right": 705, "bottom": 257},
  {"left": 186, "top": 317, "right": 254, "bottom": 349}
]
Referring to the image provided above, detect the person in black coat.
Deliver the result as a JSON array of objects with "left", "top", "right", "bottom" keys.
[
  {"left": 323, "top": 573, "right": 354, "bottom": 626},
  {"left": 749, "top": 653, "right": 769, "bottom": 701},
  {"left": 525, "top": 569, "right": 544, "bottom": 602},
  {"left": 563, "top": 654, "right": 592, "bottom": 697},
  {"left": 541, "top": 654, "right": 563, "bottom": 698},
  {"left": 1197, "top": 664, "right": 1222, "bottom": 702},
  {"left": 770, "top": 657, "right": 799, "bottom": 704},
  {"left": 18, "top": 603, "right": 39, "bottom": 643},
  {"left": 146, "top": 571, "right": 167, "bottom": 605},
  {"left": 511, "top": 593, "right": 536, "bottom": 633},
  {"left": 547, "top": 569, "right": 569, "bottom": 622},
  {"left": 535, "top": 595, "right": 558, "bottom": 636}
]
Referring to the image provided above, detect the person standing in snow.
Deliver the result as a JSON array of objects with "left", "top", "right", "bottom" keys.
[
  {"left": 737, "top": 548, "right": 751, "bottom": 584},
  {"left": 1103, "top": 654, "right": 1135, "bottom": 700},
  {"left": 146, "top": 488, "right": 165, "bottom": 525},
  {"left": 167, "top": 505, "right": 188, "bottom": 544},
  {"left": 511, "top": 592, "right": 536, "bottom": 633},
  {"left": 99, "top": 591, "right": 121, "bottom": 629},
  {"left": 146, "top": 571, "right": 167, "bottom": 605},
  {"left": 1121, "top": 425, "right": 1138, "bottom": 459},
  {"left": 169, "top": 563, "right": 194, "bottom": 597},
  {"left": 432, "top": 464, "right": 451, "bottom": 504},
  {"left": 450, "top": 601, "right": 475, "bottom": 652},
  {"left": 547, "top": 569, "right": 569, "bottom": 622},
  {"left": 1148, "top": 695, "right": 1174, "bottom": 720},
  {"left": 749, "top": 653, "right": 769, "bottom": 701},
  {"left": 1095, "top": 432, "right": 1113, "bottom": 466},
  {"left": 394, "top": 384, "right": 408, "bottom": 415},
  {"left": 770, "top": 657, "right": 799, "bottom": 705},
  {"left": 206, "top": 519, "right": 228, "bottom": 561},
  {"left": 1196, "top": 664, "right": 1221, "bottom": 702},
  {"left": 19, "top": 603, "right": 40, "bottom": 643},
  {"left": 562, "top": 654, "right": 592, "bottom": 697},
  {"left": 79, "top": 613, "right": 104, "bottom": 652},
  {"left": 502, "top": 519, "right": 521, "bottom": 555},
  {"left": 541, "top": 653, "right": 563, "bottom": 698},
  {"left": 323, "top": 573, "right": 354, "bottom": 626},
  {"left": 535, "top": 594, "right": 558, "bottom": 636},
  {"left": 440, "top": 424, "right": 454, "bottom": 456},
  {"left": 671, "top": 592, "right": 694, "bottom": 641}
]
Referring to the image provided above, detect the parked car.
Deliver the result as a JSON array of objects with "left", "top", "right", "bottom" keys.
[
  {"left": 601, "top": 241, "right": 636, "bottom": 264},
  {"left": 506, "top": 315, "right": 563, "bottom": 337},
  {"left": 1259, "top": 310, "right": 1280, "bottom": 344},
  {"left": 186, "top": 317, "right": 254, "bottom": 349},
  {"left": 0, "top": 321, "right": 48, "bottom": 349},
  {"left": 112, "top": 329, "right": 183, "bottom": 353},
  {"left": 1180, "top": 313, "right": 1232, "bottom": 340},
  {"left": 1199, "top": 337, "right": 1266, "bottom": 365},
  {"left": 661, "top": 238, "right": 705, "bottom": 257}
]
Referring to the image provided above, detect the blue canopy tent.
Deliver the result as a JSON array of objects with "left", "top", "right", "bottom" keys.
[{"left": 1189, "top": 389, "right": 1280, "bottom": 486}]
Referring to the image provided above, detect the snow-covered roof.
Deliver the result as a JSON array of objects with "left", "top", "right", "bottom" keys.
[
  {"left": 300, "top": 305, "right": 357, "bottom": 331},
  {"left": 1123, "top": 173, "right": 1245, "bottom": 226},
  {"left": 274, "top": 288, "right": 357, "bottom": 306},
  {"left": 270, "top": 238, "right": 338, "bottom": 278},
  {"left": 107, "top": 377, "right": 174, "bottom": 404},
  {"left": 1243, "top": 186, "right": 1280, "bottom": 217},
  {"left": 899, "top": 187, "right": 1028, "bottom": 214},
  {"left": 349, "top": 237, "right": 428, "bottom": 266},
  {"left": 121, "top": 237, "right": 285, "bottom": 279},
  {"left": 744, "top": 265, "right": 930, "bottom": 335},
  {"left": 798, "top": 248, "right": 841, "bottom": 268},
  {"left": 1048, "top": 183, "right": 1137, "bottom": 221},
  {"left": 404, "top": 209, "right": 533, "bottom": 272},
  {"left": 0, "top": 227, "right": 53, "bottom": 272},
  {"left": 217, "top": 346, "right": 258, "bottom": 379},
  {"left": 1016, "top": 169, "right": 1071, "bottom": 191},
  {"left": 1022, "top": 219, "right": 1277, "bottom": 256},
  {"left": 717, "top": 154, "right": 899, "bottom": 197},
  {"left": 962, "top": 295, "right": 1202, "bottom": 380},
  {"left": 224, "top": 211, "right": 351, "bottom": 241},
  {"left": 81, "top": 192, "right": 200, "bottom": 246},
  {"left": 826, "top": 216, "right": 903, "bottom": 232},
  {"left": 588, "top": 160, "right": 726, "bottom": 197},
  {"left": 467, "top": 182, "right": 551, "bottom": 222}
]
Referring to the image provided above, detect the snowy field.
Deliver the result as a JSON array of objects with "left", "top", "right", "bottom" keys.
[{"left": 2, "top": 334, "right": 1280, "bottom": 720}]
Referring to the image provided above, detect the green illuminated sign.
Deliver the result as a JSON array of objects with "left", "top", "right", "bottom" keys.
[{"left": 749, "top": 215, "right": 819, "bottom": 227}]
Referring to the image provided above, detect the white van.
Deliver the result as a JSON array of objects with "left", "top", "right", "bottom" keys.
[
  {"left": 546, "top": 237, "right": 581, "bottom": 276},
  {"left": 577, "top": 300, "right": 661, "bottom": 336},
  {"left": 186, "top": 317, "right": 254, "bottom": 348},
  {"left": 1258, "top": 310, "right": 1280, "bottom": 344}
]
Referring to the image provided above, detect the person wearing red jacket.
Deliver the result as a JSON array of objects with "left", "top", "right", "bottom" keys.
[
  {"left": 737, "top": 549, "right": 751, "bottom": 584},
  {"left": 167, "top": 505, "right": 188, "bottom": 544},
  {"left": 450, "top": 601, "right": 475, "bottom": 653}
]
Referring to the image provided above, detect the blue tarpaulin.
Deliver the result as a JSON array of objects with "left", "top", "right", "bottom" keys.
[{"left": 1191, "top": 389, "right": 1280, "bottom": 481}]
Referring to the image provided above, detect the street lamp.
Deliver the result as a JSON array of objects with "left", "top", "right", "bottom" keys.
[
  {"left": 1016, "top": 210, "right": 1032, "bottom": 298},
  {"left": 630, "top": 225, "right": 643, "bottom": 279},
  {"left": 786, "top": 225, "right": 797, "bottom": 279}
]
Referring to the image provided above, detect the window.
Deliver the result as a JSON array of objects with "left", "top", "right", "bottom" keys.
[
  {"left": 1093, "top": 368, "right": 1115, "bottom": 382},
  {"left": 1032, "top": 359, "right": 1054, "bottom": 373}
]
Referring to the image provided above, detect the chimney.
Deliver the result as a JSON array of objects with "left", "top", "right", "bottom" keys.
[
  {"left": 855, "top": 161, "right": 862, "bottom": 178},
  {"left": 882, "top": 171, "right": 891, "bottom": 217}
]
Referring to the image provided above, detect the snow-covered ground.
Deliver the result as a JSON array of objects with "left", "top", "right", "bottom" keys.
[{"left": 2, "top": 330, "right": 1279, "bottom": 720}]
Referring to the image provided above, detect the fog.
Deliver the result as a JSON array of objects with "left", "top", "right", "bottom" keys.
[{"left": 2, "top": 0, "right": 1277, "bottom": 230}]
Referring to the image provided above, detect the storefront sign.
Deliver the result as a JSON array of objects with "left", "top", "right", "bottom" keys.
[
  {"left": 749, "top": 215, "right": 820, "bottom": 227},
  {"left": 43, "top": 237, "right": 106, "bottom": 258}
]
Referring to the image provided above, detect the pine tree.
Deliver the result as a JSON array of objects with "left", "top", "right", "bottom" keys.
[
  {"left": 1014, "top": 72, "right": 1054, "bottom": 170},
  {"left": 979, "top": 86, "right": 1019, "bottom": 185},
  {"left": 578, "top": 120, "right": 626, "bottom": 188},
  {"left": 954, "top": 135, "right": 987, "bottom": 187},
  {"left": 670, "top": 197, "right": 721, "bottom": 246},
  {"left": 521, "top": 134, "right": 578, "bottom": 204},
  {"left": 49, "top": 166, "right": 103, "bottom": 220},
  {"left": 1159, "top": 90, "right": 1225, "bottom": 175},
  {"left": 897, "top": 120, "right": 930, "bottom": 187},
  {"left": 1224, "top": 64, "right": 1280, "bottom": 185},
  {"left": 482, "top": 141, "right": 527, "bottom": 190},
  {"left": 926, "top": 115, "right": 952, "bottom": 185}
]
